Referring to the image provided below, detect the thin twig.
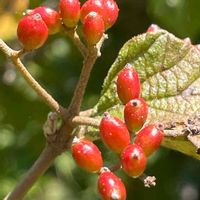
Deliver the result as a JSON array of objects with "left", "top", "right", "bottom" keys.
[
  {"left": 72, "top": 116, "right": 100, "bottom": 127},
  {"left": 67, "top": 48, "right": 97, "bottom": 117},
  {"left": 4, "top": 145, "right": 62, "bottom": 200},
  {"left": 109, "top": 163, "right": 121, "bottom": 172},
  {"left": 0, "top": 39, "right": 19, "bottom": 57},
  {"left": 0, "top": 39, "right": 66, "bottom": 117},
  {"left": 62, "top": 26, "right": 87, "bottom": 57},
  {"left": 74, "top": 126, "right": 87, "bottom": 138},
  {"left": 4, "top": 119, "right": 74, "bottom": 200},
  {"left": 79, "top": 108, "right": 95, "bottom": 117},
  {"left": 67, "top": 34, "right": 108, "bottom": 118}
]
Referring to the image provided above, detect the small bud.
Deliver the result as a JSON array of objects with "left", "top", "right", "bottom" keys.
[
  {"left": 183, "top": 37, "right": 192, "bottom": 45},
  {"left": 147, "top": 24, "right": 160, "bottom": 32}
]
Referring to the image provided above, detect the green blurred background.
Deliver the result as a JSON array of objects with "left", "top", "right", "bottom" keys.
[{"left": 0, "top": 0, "right": 200, "bottom": 199}]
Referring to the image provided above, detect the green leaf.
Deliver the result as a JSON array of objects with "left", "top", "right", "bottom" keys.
[{"left": 92, "top": 29, "right": 200, "bottom": 159}]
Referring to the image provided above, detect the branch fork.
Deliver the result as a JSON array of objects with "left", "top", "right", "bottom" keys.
[{"left": 1, "top": 28, "right": 107, "bottom": 199}]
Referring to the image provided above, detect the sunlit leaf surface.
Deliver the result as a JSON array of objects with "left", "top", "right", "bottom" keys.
[{"left": 93, "top": 30, "right": 200, "bottom": 159}]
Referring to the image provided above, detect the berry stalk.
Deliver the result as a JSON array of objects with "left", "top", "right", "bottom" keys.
[
  {"left": 67, "top": 34, "right": 107, "bottom": 118},
  {"left": 63, "top": 27, "right": 87, "bottom": 57}
]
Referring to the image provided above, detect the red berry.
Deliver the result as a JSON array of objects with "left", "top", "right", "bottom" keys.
[
  {"left": 134, "top": 124, "right": 164, "bottom": 156},
  {"left": 80, "top": 0, "right": 119, "bottom": 29},
  {"left": 117, "top": 64, "right": 141, "bottom": 104},
  {"left": 124, "top": 98, "right": 148, "bottom": 132},
  {"left": 147, "top": 24, "right": 160, "bottom": 32},
  {"left": 17, "top": 14, "right": 48, "bottom": 50},
  {"left": 27, "top": 6, "right": 60, "bottom": 35},
  {"left": 98, "top": 168, "right": 126, "bottom": 200},
  {"left": 83, "top": 11, "right": 105, "bottom": 45},
  {"left": 59, "top": 0, "right": 80, "bottom": 28},
  {"left": 81, "top": 0, "right": 103, "bottom": 22},
  {"left": 100, "top": 113, "right": 130, "bottom": 154},
  {"left": 121, "top": 143, "right": 146, "bottom": 178},
  {"left": 103, "top": 0, "right": 119, "bottom": 29},
  {"left": 72, "top": 138, "right": 103, "bottom": 173}
]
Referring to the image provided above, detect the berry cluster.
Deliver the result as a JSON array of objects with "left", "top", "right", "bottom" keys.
[
  {"left": 17, "top": 0, "right": 119, "bottom": 50},
  {"left": 71, "top": 63, "right": 164, "bottom": 199}
]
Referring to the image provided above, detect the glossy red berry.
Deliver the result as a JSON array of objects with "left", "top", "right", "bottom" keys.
[
  {"left": 103, "top": 0, "right": 119, "bottom": 29},
  {"left": 72, "top": 138, "right": 103, "bottom": 173},
  {"left": 80, "top": 0, "right": 103, "bottom": 22},
  {"left": 147, "top": 24, "right": 160, "bottom": 32},
  {"left": 117, "top": 64, "right": 141, "bottom": 104},
  {"left": 27, "top": 7, "right": 60, "bottom": 35},
  {"left": 121, "top": 143, "right": 146, "bottom": 178},
  {"left": 98, "top": 168, "right": 126, "bottom": 200},
  {"left": 124, "top": 98, "right": 148, "bottom": 132},
  {"left": 17, "top": 14, "right": 48, "bottom": 50},
  {"left": 134, "top": 124, "right": 164, "bottom": 156},
  {"left": 80, "top": 0, "right": 119, "bottom": 29},
  {"left": 100, "top": 113, "right": 130, "bottom": 154},
  {"left": 59, "top": 0, "right": 80, "bottom": 28},
  {"left": 83, "top": 11, "right": 105, "bottom": 45}
]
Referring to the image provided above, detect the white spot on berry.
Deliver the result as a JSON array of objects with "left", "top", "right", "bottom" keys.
[
  {"left": 151, "top": 127, "right": 158, "bottom": 136},
  {"left": 88, "top": 11, "right": 98, "bottom": 17},
  {"left": 131, "top": 148, "right": 140, "bottom": 159},
  {"left": 33, "top": 13, "right": 42, "bottom": 20},
  {"left": 108, "top": 179, "right": 115, "bottom": 186},
  {"left": 45, "top": 8, "right": 53, "bottom": 14},
  {"left": 83, "top": 144, "right": 92, "bottom": 154},
  {"left": 111, "top": 189, "right": 120, "bottom": 200}
]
